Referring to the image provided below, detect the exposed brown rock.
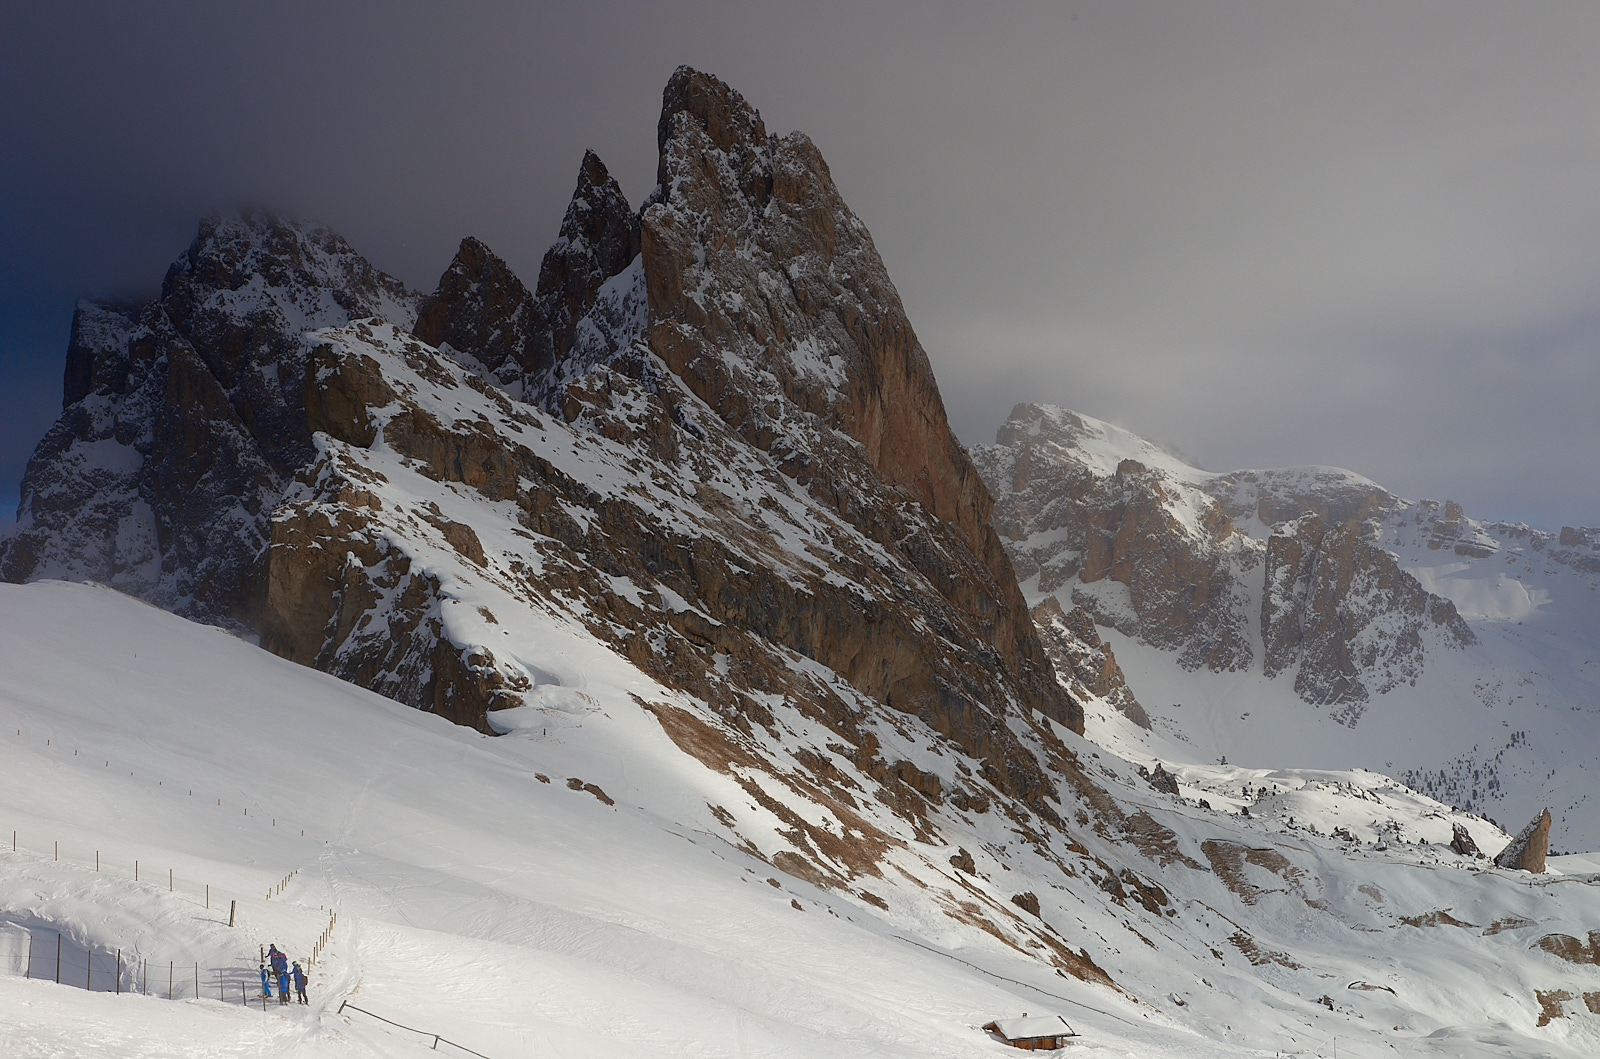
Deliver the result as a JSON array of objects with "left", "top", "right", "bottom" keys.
[
  {"left": 413, "top": 236, "right": 539, "bottom": 383},
  {"left": 1533, "top": 931, "right": 1600, "bottom": 964},
  {"left": 641, "top": 67, "right": 1074, "bottom": 737},
  {"left": 1398, "top": 909, "right": 1475, "bottom": 929},
  {"left": 1262, "top": 514, "right": 1474, "bottom": 713},
  {"left": 1031, "top": 597, "right": 1148, "bottom": 728},
  {"left": 1449, "top": 822, "right": 1481, "bottom": 857},
  {"left": 1011, "top": 891, "right": 1041, "bottom": 917},
  {"left": 1493, "top": 808, "right": 1551, "bottom": 872},
  {"left": 1536, "top": 989, "right": 1570, "bottom": 1026},
  {"left": 1, "top": 212, "right": 416, "bottom": 627},
  {"left": 1147, "top": 763, "right": 1180, "bottom": 796},
  {"left": 975, "top": 404, "right": 1477, "bottom": 713}
]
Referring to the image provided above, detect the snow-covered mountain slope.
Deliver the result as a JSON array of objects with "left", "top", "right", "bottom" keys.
[
  {"left": 974, "top": 404, "right": 1600, "bottom": 848},
  {"left": 7, "top": 581, "right": 1600, "bottom": 1058}
]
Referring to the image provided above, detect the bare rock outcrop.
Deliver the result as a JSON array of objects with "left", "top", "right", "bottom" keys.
[
  {"left": 1449, "top": 822, "right": 1481, "bottom": 857},
  {"left": 1261, "top": 514, "right": 1473, "bottom": 715},
  {"left": 974, "top": 406, "right": 1255, "bottom": 675},
  {"left": 1147, "top": 763, "right": 1180, "bottom": 795},
  {"left": 413, "top": 150, "right": 644, "bottom": 407},
  {"left": 1032, "top": 597, "right": 1148, "bottom": 728},
  {"left": 413, "top": 235, "right": 540, "bottom": 388},
  {"left": 1493, "top": 808, "right": 1551, "bottom": 872}
]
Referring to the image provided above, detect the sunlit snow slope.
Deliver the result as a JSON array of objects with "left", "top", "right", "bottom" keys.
[{"left": 6, "top": 581, "right": 1600, "bottom": 1058}]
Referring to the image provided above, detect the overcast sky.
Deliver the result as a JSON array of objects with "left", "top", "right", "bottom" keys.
[{"left": 4, "top": 1, "right": 1599, "bottom": 529}]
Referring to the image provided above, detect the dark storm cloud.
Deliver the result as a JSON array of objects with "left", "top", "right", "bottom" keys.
[{"left": 4, "top": 1, "right": 1598, "bottom": 528}]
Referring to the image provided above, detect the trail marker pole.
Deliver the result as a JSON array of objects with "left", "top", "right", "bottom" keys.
[
  {"left": 54, "top": 840, "right": 58, "bottom": 861},
  {"left": 194, "top": 962, "right": 198, "bottom": 998},
  {"left": 86, "top": 944, "right": 91, "bottom": 990},
  {"left": 168, "top": 960, "right": 172, "bottom": 1000},
  {"left": 25, "top": 933, "right": 31, "bottom": 979},
  {"left": 55, "top": 933, "right": 60, "bottom": 983},
  {"left": 229, "top": 900, "right": 236, "bottom": 927},
  {"left": 241, "top": 982, "right": 246, "bottom": 1005},
  {"left": 116, "top": 949, "right": 121, "bottom": 994},
  {"left": 135, "top": 860, "right": 139, "bottom": 881},
  {"left": 206, "top": 884, "right": 209, "bottom": 909},
  {"left": 96, "top": 851, "right": 99, "bottom": 871},
  {"left": 169, "top": 868, "right": 173, "bottom": 891}
]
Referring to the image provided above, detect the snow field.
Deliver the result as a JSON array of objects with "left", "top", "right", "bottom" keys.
[
  {"left": 0, "top": 581, "right": 1246, "bottom": 1058},
  {"left": 7, "top": 579, "right": 1600, "bottom": 1056}
]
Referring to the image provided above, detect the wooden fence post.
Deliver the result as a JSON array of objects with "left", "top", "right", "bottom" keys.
[
  {"left": 116, "top": 949, "right": 121, "bottom": 994},
  {"left": 55, "top": 933, "right": 60, "bottom": 983},
  {"left": 86, "top": 944, "right": 91, "bottom": 990},
  {"left": 168, "top": 960, "right": 172, "bottom": 1000},
  {"left": 229, "top": 899, "right": 236, "bottom": 927}
]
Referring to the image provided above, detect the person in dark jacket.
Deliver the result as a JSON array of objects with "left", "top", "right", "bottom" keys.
[
  {"left": 268, "top": 944, "right": 287, "bottom": 975},
  {"left": 277, "top": 969, "right": 291, "bottom": 1004},
  {"left": 292, "top": 962, "right": 308, "bottom": 1004},
  {"left": 259, "top": 964, "right": 272, "bottom": 998}
]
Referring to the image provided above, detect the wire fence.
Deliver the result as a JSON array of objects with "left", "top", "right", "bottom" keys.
[
  {"left": 339, "top": 1000, "right": 495, "bottom": 1057},
  {"left": 0, "top": 930, "right": 321, "bottom": 1007},
  {"left": 5, "top": 829, "right": 239, "bottom": 916}
]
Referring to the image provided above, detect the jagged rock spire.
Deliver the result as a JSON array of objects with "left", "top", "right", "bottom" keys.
[
  {"left": 529, "top": 149, "right": 641, "bottom": 378},
  {"left": 413, "top": 236, "right": 538, "bottom": 382}
]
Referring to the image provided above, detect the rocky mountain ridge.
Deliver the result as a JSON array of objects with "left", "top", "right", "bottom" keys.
[
  {"left": 977, "top": 403, "right": 1600, "bottom": 851},
  {"left": 974, "top": 403, "right": 1476, "bottom": 715},
  {"left": 3, "top": 68, "right": 1080, "bottom": 882}
]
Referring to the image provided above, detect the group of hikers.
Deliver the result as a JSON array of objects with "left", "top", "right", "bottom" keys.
[{"left": 259, "top": 944, "right": 308, "bottom": 1006}]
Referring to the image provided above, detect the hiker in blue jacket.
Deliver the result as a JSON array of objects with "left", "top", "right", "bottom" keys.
[
  {"left": 292, "top": 961, "right": 308, "bottom": 1004},
  {"left": 268, "top": 944, "right": 287, "bottom": 975},
  {"left": 277, "top": 968, "right": 291, "bottom": 1005},
  {"left": 259, "top": 964, "right": 272, "bottom": 998}
]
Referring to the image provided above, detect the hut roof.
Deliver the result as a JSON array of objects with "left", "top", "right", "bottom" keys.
[{"left": 988, "top": 1014, "right": 1074, "bottom": 1040}]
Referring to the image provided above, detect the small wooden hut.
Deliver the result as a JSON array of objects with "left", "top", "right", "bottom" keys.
[{"left": 982, "top": 1014, "right": 1076, "bottom": 1049}]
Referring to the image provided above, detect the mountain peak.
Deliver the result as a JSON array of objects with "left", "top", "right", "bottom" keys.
[{"left": 656, "top": 66, "right": 769, "bottom": 196}]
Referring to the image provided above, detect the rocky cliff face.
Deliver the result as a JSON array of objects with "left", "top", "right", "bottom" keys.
[
  {"left": 1032, "top": 596, "right": 1149, "bottom": 729},
  {"left": 3, "top": 68, "right": 1074, "bottom": 820},
  {"left": 414, "top": 149, "right": 645, "bottom": 408},
  {"left": 0, "top": 214, "right": 416, "bottom": 623},
  {"left": 0, "top": 72, "right": 1145, "bottom": 973},
  {"left": 974, "top": 403, "right": 1474, "bottom": 712},
  {"left": 1260, "top": 513, "right": 1473, "bottom": 717}
]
